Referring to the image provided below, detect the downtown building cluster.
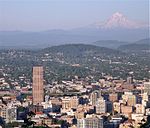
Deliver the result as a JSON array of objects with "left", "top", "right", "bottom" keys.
[{"left": 0, "top": 66, "right": 150, "bottom": 128}]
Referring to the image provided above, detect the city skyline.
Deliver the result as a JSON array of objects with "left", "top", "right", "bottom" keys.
[{"left": 0, "top": 0, "right": 150, "bottom": 127}]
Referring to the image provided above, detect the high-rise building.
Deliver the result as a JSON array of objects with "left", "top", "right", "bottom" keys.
[
  {"left": 77, "top": 116, "right": 103, "bottom": 128},
  {"left": 90, "top": 91, "right": 100, "bottom": 106},
  {"left": 122, "top": 92, "right": 133, "bottom": 103},
  {"left": 6, "top": 107, "right": 17, "bottom": 123},
  {"left": 122, "top": 92, "right": 137, "bottom": 106},
  {"left": 32, "top": 66, "right": 44, "bottom": 105},
  {"left": 96, "top": 97, "right": 106, "bottom": 114},
  {"left": 113, "top": 102, "right": 121, "bottom": 113},
  {"left": 142, "top": 93, "right": 149, "bottom": 102},
  {"left": 135, "top": 104, "right": 145, "bottom": 114},
  {"left": 144, "top": 82, "right": 150, "bottom": 96},
  {"left": 127, "top": 95, "right": 137, "bottom": 106}
]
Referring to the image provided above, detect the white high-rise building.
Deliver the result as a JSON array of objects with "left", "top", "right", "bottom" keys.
[
  {"left": 6, "top": 107, "right": 17, "bottom": 123},
  {"left": 90, "top": 91, "right": 100, "bottom": 106},
  {"left": 144, "top": 82, "right": 150, "bottom": 96},
  {"left": 96, "top": 97, "right": 106, "bottom": 114},
  {"left": 77, "top": 115, "right": 103, "bottom": 128}
]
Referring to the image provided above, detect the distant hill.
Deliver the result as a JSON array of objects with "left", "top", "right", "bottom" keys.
[
  {"left": 39, "top": 44, "right": 123, "bottom": 65},
  {"left": 0, "top": 43, "right": 149, "bottom": 81},
  {"left": 93, "top": 40, "right": 128, "bottom": 49},
  {"left": 118, "top": 38, "right": 150, "bottom": 52},
  {"left": 40, "top": 44, "right": 122, "bottom": 57},
  {"left": 134, "top": 38, "right": 150, "bottom": 45},
  {"left": 0, "top": 27, "right": 148, "bottom": 49}
]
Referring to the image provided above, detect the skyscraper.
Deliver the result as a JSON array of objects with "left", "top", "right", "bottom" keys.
[
  {"left": 96, "top": 96, "right": 106, "bottom": 114},
  {"left": 32, "top": 66, "right": 44, "bottom": 105},
  {"left": 144, "top": 82, "right": 150, "bottom": 96},
  {"left": 90, "top": 91, "right": 100, "bottom": 106}
]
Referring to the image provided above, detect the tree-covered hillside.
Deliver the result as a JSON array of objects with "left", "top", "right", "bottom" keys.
[{"left": 0, "top": 44, "right": 149, "bottom": 85}]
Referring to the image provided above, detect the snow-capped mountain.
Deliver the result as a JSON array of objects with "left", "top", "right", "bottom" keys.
[
  {"left": 0, "top": 12, "right": 149, "bottom": 48},
  {"left": 93, "top": 12, "right": 146, "bottom": 29}
]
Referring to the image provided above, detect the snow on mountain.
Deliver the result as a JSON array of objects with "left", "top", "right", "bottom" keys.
[{"left": 93, "top": 12, "right": 146, "bottom": 29}]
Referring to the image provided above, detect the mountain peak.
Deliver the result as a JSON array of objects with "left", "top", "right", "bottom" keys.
[
  {"left": 103, "top": 12, "right": 138, "bottom": 29},
  {"left": 111, "top": 12, "right": 124, "bottom": 18},
  {"left": 92, "top": 12, "right": 144, "bottom": 29}
]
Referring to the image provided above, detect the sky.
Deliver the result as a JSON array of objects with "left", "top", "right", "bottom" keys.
[{"left": 0, "top": 0, "right": 149, "bottom": 31}]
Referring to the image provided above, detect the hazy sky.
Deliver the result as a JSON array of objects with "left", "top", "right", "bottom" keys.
[{"left": 0, "top": 0, "right": 149, "bottom": 31}]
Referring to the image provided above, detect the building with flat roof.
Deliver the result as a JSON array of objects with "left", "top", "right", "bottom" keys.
[
  {"left": 77, "top": 115, "right": 103, "bottom": 128},
  {"left": 96, "top": 97, "right": 106, "bottom": 114}
]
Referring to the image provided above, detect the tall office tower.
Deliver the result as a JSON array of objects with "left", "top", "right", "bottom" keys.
[
  {"left": 122, "top": 92, "right": 133, "bottom": 103},
  {"left": 142, "top": 92, "right": 149, "bottom": 102},
  {"left": 144, "top": 82, "right": 150, "bottom": 96},
  {"left": 77, "top": 116, "right": 103, "bottom": 128},
  {"left": 90, "top": 91, "right": 99, "bottom": 106},
  {"left": 127, "top": 95, "right": 137, "bottom": 106},
  {"left": 96, "top": 96, "right": 106, "bottom": 114},
  {"left": 32, "top": 66, "right": 44, "bottom": 105}
]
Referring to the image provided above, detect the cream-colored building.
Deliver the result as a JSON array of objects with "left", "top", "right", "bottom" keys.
[
  {"left": 135, "top": 104, "right": 145, "bottom": 114},
  {"left": 96, "top": 97, "right": 106, "bottom": 114},
  {"left": 61, "top": 96, "right": 79, "bottom": 113},
  {"left": 113, "top": 102, "right": 121, "bottom": 113},
  {"left": 121, "top": 105, "right": 133, "bottom": 117}
]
